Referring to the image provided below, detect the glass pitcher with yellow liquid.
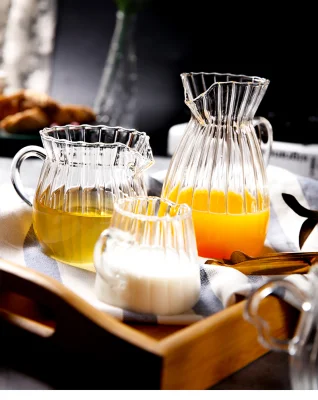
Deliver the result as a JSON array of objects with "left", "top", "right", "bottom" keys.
[
  {"left": 162, "top": 72, "right": 273, "bottom": 260},
  {"left": 11, "top": 124, "right": 154, "bottom": 271}
]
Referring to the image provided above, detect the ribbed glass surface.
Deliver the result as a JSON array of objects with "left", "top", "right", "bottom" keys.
[
  {"left": 162, "top": 72, "right": 271, "bottom": 259},
  {"left": 32, "top": 124, "right": 154, "bottom": 270},
  {"left": 110, "top": 196, "right": 197, "bottom": 256},
  {"left": 36, "top": 124, "right": 154, "bottom": 212},
  {"left": 94, "top": 196, "right": 200, "bottom": 314}
]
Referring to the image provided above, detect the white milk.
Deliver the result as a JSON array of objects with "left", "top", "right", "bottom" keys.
[{"left": 94, "top": 245, "right": 201, "bottom": 316}]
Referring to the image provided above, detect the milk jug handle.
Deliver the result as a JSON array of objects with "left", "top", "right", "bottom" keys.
[
  {"left": 10, "top": 146, "right": 46, "bottom": 207},
  {"left": 253, "top": 116, "right": 273, "bottom": 167},
  {"left": 244, "top": 280, "right": 307, "bottom": 352},
  {"left": 94, "top": 228, "right": 135, "bottom": 276}
]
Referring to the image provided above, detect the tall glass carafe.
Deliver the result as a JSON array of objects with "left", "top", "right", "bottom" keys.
[{"left": 162, "top": 72, "right": 272, "bottom": 260}]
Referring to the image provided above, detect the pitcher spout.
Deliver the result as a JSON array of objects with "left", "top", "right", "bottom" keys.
[
  {"left": 40, "top": 124, "right": 154, "bottom": 171},
  {"left": 181, "top": 72, "right": 270, "bottom": 125}
]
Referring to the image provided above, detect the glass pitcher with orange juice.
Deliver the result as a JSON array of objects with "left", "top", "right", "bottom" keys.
[
  {"left": 162, "top": 72, "right": 273, "bottom": 260},
  {"left": 11, "top": 124, "right": 154, "bottom": 271}
]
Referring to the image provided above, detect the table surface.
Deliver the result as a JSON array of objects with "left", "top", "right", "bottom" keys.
[{"left": 0, "top": 155, "right": 291, "bottom": 390}]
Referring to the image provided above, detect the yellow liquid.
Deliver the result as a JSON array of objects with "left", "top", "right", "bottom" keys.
[
  {"left": 167, "top": 186, "right": 270, "bottom": 260},
  {"left": 33, "top": 190, "right": 112, "bottom": 271}
]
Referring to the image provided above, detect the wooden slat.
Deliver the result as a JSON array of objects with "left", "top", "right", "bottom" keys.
[
  {"left": 159, "top": 297, "right": 297, "bottom": 390},
  {"left": 128, "top": 323, "right": 185, "bottom": 340},
  {"left": 0, "top": 258, "right": 160, "bottom": 354}
]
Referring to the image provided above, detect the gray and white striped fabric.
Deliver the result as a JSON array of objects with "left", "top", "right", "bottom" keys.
[{"left": 0, "top": 165, "right": 317, "bottom": 325}]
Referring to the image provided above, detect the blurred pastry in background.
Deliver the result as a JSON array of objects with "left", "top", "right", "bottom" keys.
[
  {"left": 0, "top": 108, "right": 50, "bottom": 134},
  {"left": 0, "top": 89, "right": 58, "bottom": 120},
  {"left": 52, "top": 104, "right": 96, "bottom": 126},
  {"left": 0, "top": 89, "right": 96, "bottom": 133}
]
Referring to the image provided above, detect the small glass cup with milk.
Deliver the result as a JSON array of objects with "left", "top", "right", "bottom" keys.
[{"left": 94, "top": 196, "right": 201, "bottom": 315}]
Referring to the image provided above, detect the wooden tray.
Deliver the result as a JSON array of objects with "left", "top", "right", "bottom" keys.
[{"left": 0, "top": 258, "right": 298, "bottom": 390}]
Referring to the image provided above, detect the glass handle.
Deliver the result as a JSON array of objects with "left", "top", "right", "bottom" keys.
[
  {"left": 94, "top": 228, "right": 111, "bottom": 264},
  {"left": 94, "top": 228, "right": 134, "bottom": 275},
  {"left": 244, "top": 280, "right": 307, "bottom": 352},
  {"left": 10, "top": 146, "right": 46, "bottom": 207},
  {"left": 253, "top": 116, "right": 273, "bottom": 167}
]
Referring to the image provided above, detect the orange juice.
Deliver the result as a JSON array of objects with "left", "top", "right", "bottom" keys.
[{"left": 166, "top": 186, "right": 269, "bottom": 259}]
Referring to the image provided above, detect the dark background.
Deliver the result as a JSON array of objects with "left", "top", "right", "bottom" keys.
[
  {"left": 0, "top": 1, "right": 305, "bottom": 389},
  {"left": 2, "top": 0, "right": 318, "bottom": 156}
]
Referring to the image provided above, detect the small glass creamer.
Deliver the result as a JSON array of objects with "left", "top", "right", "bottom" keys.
[{"left": 94, "top": 196, "right": 201, "bottom": 315}]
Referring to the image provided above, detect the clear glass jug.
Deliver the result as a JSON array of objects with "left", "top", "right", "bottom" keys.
[
  {"left": 245, "top": 265, "right": 318, "bottom": 390},
  {"left": 10, "top": 124, "right": 154, "bottom": 271},
  {"left": 162, "top": 72, "right": 273, "bottom": 260},
  {"left": 94, "top": 196, "right": 200, "bottom": 315}
]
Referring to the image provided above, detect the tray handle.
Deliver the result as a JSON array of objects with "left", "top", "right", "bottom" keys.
[
  {"left": 0, "top": 258, "right": 158, "bottom": 352},
  {"left": 0, "top": 258, "right": 162, "bottom": 389}
]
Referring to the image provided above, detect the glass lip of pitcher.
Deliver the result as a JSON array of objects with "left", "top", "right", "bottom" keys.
[
  {"left": 39, "top": 124, "right": 154, "bottom": 170},
  {"left": 114, "top": 196, "right": 193, "bottom": 222},
  {"left": 180, "top": 71, "right": 270, "bottom": 103}
]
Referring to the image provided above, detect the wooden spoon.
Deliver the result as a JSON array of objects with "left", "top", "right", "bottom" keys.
[
  {"left": 205, "top": 250, "right": 318, "bottom": 275},
  {"left": 230, "top": 250, "right": 318, "bottom": 265}
]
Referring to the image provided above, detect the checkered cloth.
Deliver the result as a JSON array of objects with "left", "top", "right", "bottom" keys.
[{"left": 0, "top": 165, "right": 317, "bottom": 324}]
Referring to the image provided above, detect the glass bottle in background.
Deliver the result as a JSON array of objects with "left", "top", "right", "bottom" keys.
[{"left": 94, "top": 1, "right": 151, "bottom": 128}]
